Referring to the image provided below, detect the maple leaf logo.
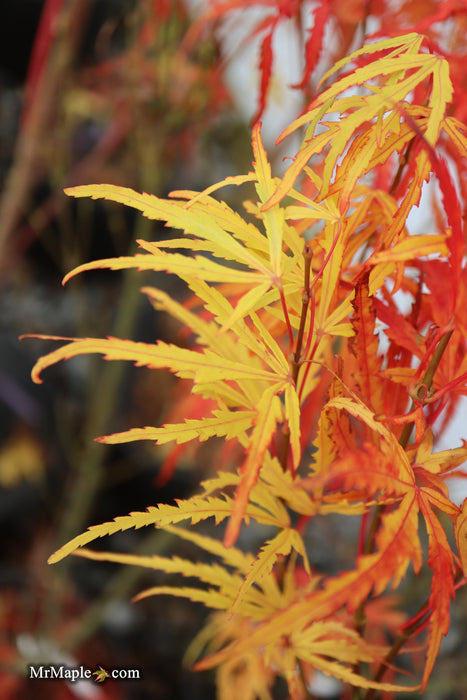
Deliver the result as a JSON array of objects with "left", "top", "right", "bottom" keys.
[{"left": 92, "top": 666, "right": 109, "bottom": 683}]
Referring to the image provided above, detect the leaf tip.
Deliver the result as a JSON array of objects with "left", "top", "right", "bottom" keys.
[
  {"left": 47, "top": 551, "right": 62, "bottom": 565},
  {"left": 131, "top": 590, "right": 147, "bottom": 603}
]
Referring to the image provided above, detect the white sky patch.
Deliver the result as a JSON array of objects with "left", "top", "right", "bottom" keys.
[
  {"left": 405, "top": 178, "right": 436, "bottom": 235},
  {"left": 307, "top": 669, "right": 342, "bottom": 697},
  {"left": 184, "top": 0, "right": 307, "bottom": 152}
]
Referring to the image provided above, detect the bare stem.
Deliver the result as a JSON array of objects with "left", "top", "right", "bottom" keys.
[
  {"left": 280, "top": 242, "right": 313, "bottom": 472},
  {"left": 389, "top": 137, "right": 416, "bottom": 196},
  {"left": 280, "top": 284, "right": 295, "bottom": 351},
  {"left": 292, "top": 242, "right": 313, "bottom": 382}
]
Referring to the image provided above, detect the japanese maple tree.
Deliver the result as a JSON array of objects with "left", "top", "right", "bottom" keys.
[{"left": 25, "top": 24, "right": 467, "bottom": 700}]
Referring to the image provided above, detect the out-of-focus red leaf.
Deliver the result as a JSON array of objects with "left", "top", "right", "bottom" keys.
[
  {"left": 22, "top": 0, "right": 66, "bottom": 125},
  {"left": 292, "top": 1, "right": 330, "bottom": 89},
  {"left": 251, "top": 30, "right": 275, "bottom": 126},
  {"left": 374, "top": 297, "right": 425, "bottom": 359}
]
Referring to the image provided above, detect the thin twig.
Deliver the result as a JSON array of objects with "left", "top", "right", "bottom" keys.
[{"left": 280, "top": 241, "right": 313, "bottom": 472}]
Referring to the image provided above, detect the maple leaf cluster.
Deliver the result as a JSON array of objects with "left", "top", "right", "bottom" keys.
[
  {"left": 25, "top": 29, "right": 467, "bottom": 700},
  {"left": 185, "top": 0, "right": 467, "bottom": 127}
]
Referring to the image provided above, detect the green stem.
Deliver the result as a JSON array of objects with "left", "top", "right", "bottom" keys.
[
  {"left": 363, "top": 328, "right": 453, "bottom": 556},
  {"left": 355, "top": 329, "right": 454, "bottom": 694},
  {"left": 44, "top": 264, "right": 144, "bottom": 633},
  {"left": 399, "top": 328, "right": 453, "bottom": 450},
  {"left": 62, "top": 529, "right": 176, "bottom": 651}
]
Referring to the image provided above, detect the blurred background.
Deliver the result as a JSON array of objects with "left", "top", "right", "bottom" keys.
[
  {"left": 0, "top": 1, "right": 467, "bottom": 699},
  {"left": 0, "top": 2, "right": 252, "bottom": 698}
]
